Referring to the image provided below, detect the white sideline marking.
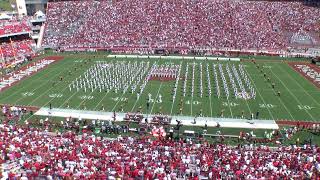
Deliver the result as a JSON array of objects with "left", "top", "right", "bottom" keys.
[{"left": 34, "top": 107, "right": 279, "bottom": 129}]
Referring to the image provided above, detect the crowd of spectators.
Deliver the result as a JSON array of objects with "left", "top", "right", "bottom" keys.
[
  {"left": 0, "top": 39, "right": 34, "bottom": 58},
  {"left": 0, "top": 122, "right": 319, "bottom": 179},
  {"left": 0, "top": 17, "right": 35, "bottom": 63},
  {"left": 0, "top": 105, "right": 319, "bottom": 179},
  {"left": 0, "top": 20, "right": 31, "bottom": 36},
  {"left": 43, "top": 0, "right": 320, "bottom": 52}
]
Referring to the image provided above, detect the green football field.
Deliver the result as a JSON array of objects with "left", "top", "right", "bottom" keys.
[{"left": 0, "top": 54, "right": 319, "bottom": 122}]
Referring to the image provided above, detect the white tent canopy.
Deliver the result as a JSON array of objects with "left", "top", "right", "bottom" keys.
[{"left": 34, "top": 10, "right": 45, "bottom": 19}]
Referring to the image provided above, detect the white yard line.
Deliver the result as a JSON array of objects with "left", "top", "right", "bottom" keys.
[
  {"left": 129, "top": 62, "right": 156, "bottom": 112},
  {"left": 23, "top": 66, "right": 72, "bottom": 105},
  {"left": 177, "top": 63, "right": 189, "bottom": 116},
  {"left": 209, "top": 91, "right": 213, "bottom": 117},
  {"left": 225, "top": 88, "right": 233, "bottom": 117},
  {"left": 212, "top": 64, "right": 220, "bottom": 117},
  {"left": 269, "top": 65, "right": 315, "bottom": 121},
  {"left": 149, "top": 82, "right": 164, "bottom": 115},
  {"left": 242, "top": 90, "right": 252, "bottom": 117},
  {"left": 149, "top": 59, "right": 173, "bottom": 115},
  {"left": 58, "top": 90, "right": 80, "bottom": 109},
  {"left": 190, "top": 65, "right": 194, "bottom": 117},
  {"left": 226, "top": 92, "right": 233, "bottom": 117},
  {"left": 207, "top": 64, "right": 213, "bottom": 117},
  {"left": 278, "top": 64, "right": 320, "bottom": 107},
  {"left": 130, "top": 92, "right": 143, "bottom": 112},
  {"left": 170, "top": 62, "right": 183, "bottom": 116},
  {"left": 24, "top": 74, "right": 81, "bottom": 122},
  {"left": 222, "top": 65, "right": 233, "bottom": 118},
  {"left": 23, "top": 60, "right": 87, "bottom": 122},
  {"left": 244, "top": 65, "right": 276, "bottom": 120},
  {"left": 93, "top": 90, "right": 111, "bottom": 110},
  {"left": 111, "top": 90, "right": 132, "bottom": 112},
  {"left": 229, "top": 62, "right": 252, "bottom": 117},
  {"left": 76, "top": 89, "right": 97, "bottom": 110},
  {"left": 3, "top": 63, "right": 63, "bottom": 102},
  {"left": 130, "top": 90, "right": 145, "bottom": 112}
]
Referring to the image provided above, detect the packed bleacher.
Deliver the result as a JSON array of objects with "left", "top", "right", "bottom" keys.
[
  {"left": 0, "top": 17, "right": 35, "bottom": 66},
  {"left": 0, "top": 121, "right": 319, "bottom": 179},
  {"left": 0, "top": 39, "right": 34, "bottom": 59},
  {"left": 43, "top": 0, "right": 320, "bottom": 52},
  {"left": 0, "top": 105, "right": 319, "bottom": 179},
  {"left": 0, "top": 20, "right": 31, "bottom": 36}
]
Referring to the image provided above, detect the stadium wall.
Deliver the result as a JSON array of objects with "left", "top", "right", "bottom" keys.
[{"left": 57, "top": 46, "right": 316, "bottom": 58}]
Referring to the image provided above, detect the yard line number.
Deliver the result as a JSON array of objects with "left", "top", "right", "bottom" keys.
[
  {"left": 111, "top": 97, "right": 128, "bottom": 102},
  {"left": 49, "top": 94, "right": 63, "bottom": 98},
  {"left": 297, "top": 105, "right": 315, "bottom": 110},
  {"left": 185, "top": 100, "right": 201, "bottom": 105},
  {"left": 79, "top": 95, "right": 94, "bottom": 100},
  {"left": 22, "top": 92, "right": 34, "bottom": 97},
  {"left": 259, "top": 104, "right": 276, "bottom": 108},
  {"left": 222, "top": 102, "right": 239, "bottom": 107}
]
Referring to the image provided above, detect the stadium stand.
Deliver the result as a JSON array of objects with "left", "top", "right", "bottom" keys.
[
  {"left": 43, "top": 0, "right": 320, "bottom": 53},
  {"left": 0, "top": 17, "right": 35, "bottom": 68},
  {"left": 1, "top": 0, "right": 320, "bottom": 179},
  {"left": 0, "top": 22, "right": 30, "bottom": 36},
  {"left": 0, "top": 106, "right": 319, "bottom": 179},
  {"left": 0, "top": 122, "right": 319, "bottom": 179},
  {"left": 0, "top": 39, "right": 34, "bottom": 59},
  {"left": 0, "top": 18, "right": 31, "bottom": 37}
]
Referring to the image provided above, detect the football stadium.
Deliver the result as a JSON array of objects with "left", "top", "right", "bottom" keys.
[{"left": 0, "top": 0, "right": 320, "bottom": 179}]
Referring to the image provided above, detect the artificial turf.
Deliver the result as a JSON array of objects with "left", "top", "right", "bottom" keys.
[{"left": 0, "top": 54, "right": 319, "bottom": 122}]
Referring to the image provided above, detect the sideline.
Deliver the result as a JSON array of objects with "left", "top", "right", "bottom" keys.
[{"left": 35, "top": 107, "right": 279, "bottom": 129}]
